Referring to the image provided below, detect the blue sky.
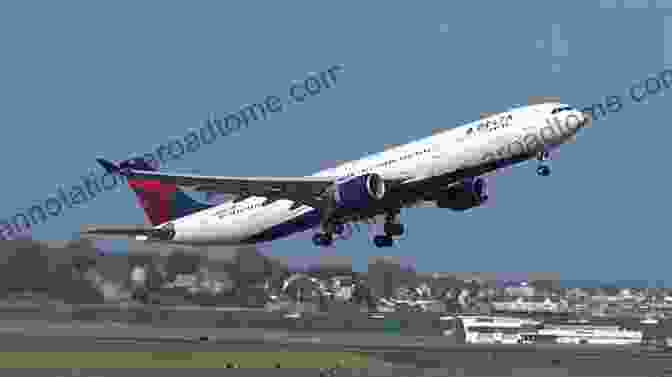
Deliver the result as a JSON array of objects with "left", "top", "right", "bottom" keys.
[{"left": 0, "top": 1, "right": 671, "bottom": 285}]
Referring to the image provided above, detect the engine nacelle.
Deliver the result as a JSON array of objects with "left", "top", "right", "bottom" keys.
[
  {"left": 436, "top": 178, "right": 488, "bottom": 211},
  {"left": 333, "top": 173, "right": 386, "bottom": 210}
]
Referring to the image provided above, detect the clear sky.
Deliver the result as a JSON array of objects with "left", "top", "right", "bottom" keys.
[{"left": 0, "top": 1, "right": 671, "bottom": 286}]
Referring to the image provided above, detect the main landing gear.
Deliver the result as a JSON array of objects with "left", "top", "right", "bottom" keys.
[
  {"left": 536, "top": 150, "right": 551, "bottom": 177},
  {"left": 373, "top": 211, "right": 404, "bottom": 248},
  {"left": 311, "top": 222, "right": 346, "bottom": 247},
  {"left": 312, "top": 212, "right": 406, "bottom": 248},
  {"left": 312, "top": 232, "right": 333, "bottom": 247}
]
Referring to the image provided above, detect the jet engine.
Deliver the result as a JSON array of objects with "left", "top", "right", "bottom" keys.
[
  {"left": 436, "top": 178, "right": 488, "bottom": 211},
  {"left": 332, "top": 173, "right": 386, "bottom": 210}
]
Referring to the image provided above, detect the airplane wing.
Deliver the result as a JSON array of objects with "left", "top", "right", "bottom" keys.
[
  {"left": 97, "top": 158, "right": 404, "bottom": 211},
  {"left": 134, "top": 171, "right": 334, "bottom": 209}
]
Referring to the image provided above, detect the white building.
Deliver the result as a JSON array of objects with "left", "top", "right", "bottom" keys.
[
  {"left": 416, "top": 282, "right": 431, "bottom": 298},
  {"left": 460, "top": 316, "right": 541, "bottom": 344},
  {"left": 458, "top": 289, "right": 471, "bottom": 307},
  {"left": 130, "top": 265, "right": 147, "bottom": 286},
  {"left": 502, "top": 281, "right": 534, "bottom": 297},
  {"left": 169, "top": 274, "right": 197, "bottom": 289},
  {"left": 538, "top": 325, "right": 642, "bottom": 345},
  {"left": 336, "top": 285, "right": 354, "bottom": 301},
  {"left": 491, "top": 296, "right": 568, "bottom": 313}
]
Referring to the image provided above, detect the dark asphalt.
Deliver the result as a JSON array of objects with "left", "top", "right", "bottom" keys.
[
  {"left": 0, "top": 305, "right": 670, "bottom": 376},
  {"left": 0, "top": 303, "right": 451, "bottom": 335},
  {"left": 0, "top": 319, "right": 670, "bottom": 376}
]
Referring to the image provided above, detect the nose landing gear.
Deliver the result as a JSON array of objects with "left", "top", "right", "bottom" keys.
[{"left": 536, "top": 150, "right": 551, "bottom": 176}]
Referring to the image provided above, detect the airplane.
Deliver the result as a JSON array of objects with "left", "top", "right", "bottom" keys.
[{"left": 83, "top": 101, "right": 589, "bottom": 248}]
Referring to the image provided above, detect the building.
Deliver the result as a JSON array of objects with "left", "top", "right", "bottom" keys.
[
  {"left": 459, "top": 316, "right": 541, "bottom": 344},
  {"left": 491, "top": 296, "right": 567, "bottom": 313},
  {"left": 538, "top": 325, "right": 642, "bottom": 345},
  {"left": 500, "top": 280, "right": 534, "bottom": 297},
  {"left": 130, "top": 265, "right": 147, "bottom": 286}
]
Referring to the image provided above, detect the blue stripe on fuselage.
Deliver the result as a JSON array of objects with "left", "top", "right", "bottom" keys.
[{"left": 240, "top": 208, "right": 322, "bottom": 244}]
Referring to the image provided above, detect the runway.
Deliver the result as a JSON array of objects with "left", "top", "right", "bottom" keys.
[
  {"left": 0, "top": 303, "right": 671, "bottom": 375},
  {"left": 0, "top": 302, "right": 451, "bottom": 335},
  {"left": 0, "top": 319, "right": 459, "bottom": 352},
  {"left": 0, "top": 319, "right": 671, "bottom": 376}
]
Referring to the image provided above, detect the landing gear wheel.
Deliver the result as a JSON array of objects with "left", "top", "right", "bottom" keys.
[
  {"left": 373, "top": 235, "right": 394, "bottom": 247},
  {"left": 312, "top": 233, "right": 333, "bottom": 247},
  {"left": 537, "top": 150, "right": 550, "bottom": 161},
  {"left": 537, "top": 165, "right": 551, "bottom": 176},
  {"left": 383, "top": 209, "right": 403, "bottom": 237},
  {"left": 333, "top": 223, "right": 345, "bottom": 235},
  {"left": 384, "top": 223, "right": 404, "bottom": 237}
]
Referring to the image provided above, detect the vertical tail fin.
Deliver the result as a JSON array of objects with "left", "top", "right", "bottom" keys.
[{"left": 96, "top": 157, "right": 214, "bottom": 226}]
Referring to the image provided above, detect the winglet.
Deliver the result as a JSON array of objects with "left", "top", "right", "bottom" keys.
[{"left": 96, "top": 158, "right": 120, "bottom": 174}]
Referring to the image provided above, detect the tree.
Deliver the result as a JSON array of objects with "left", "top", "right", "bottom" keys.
[
  {"left": 599, "top": 284, "right": 620, "bottom": 297},
  {"left": 530, "top": 279, "right": 560, "bottom": 295},
  {"left": 164, "top": 249, "right": 201, "bottom": 282},
  {"left": 431, "top": 276, "right": 464, "bottom": 297},
  {"left": 367, "top": 258, "right": 415, "bottom": 298},
  {"left": 63, "top": 238, "right": 99, "bottom": 271},
  {"left": 305, "top": 263, "right": 354, "bottom": 281},
  {"left": 352, "top": 280, "right": 376, "bottom": 309},
  {"left": 0, "top": 239, "right": 104, "bottom": 303},
  {"left": 1, "top": 240, "right": 51, "bottom": 293},
  {"left": 285, "top": 275, "right": 317, "bottom": 302},
  {"left": 231, "top": 246, "right": 271, "bottom": 289}
]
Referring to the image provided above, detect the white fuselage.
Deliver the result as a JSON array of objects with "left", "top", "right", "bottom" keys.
[{"left": 155, "top": 103, "right": 585, "bottom": 245}]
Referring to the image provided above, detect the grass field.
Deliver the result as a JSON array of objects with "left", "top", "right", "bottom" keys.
[{"left": 0, "top": 351, "right": 369, "bottom": 368}]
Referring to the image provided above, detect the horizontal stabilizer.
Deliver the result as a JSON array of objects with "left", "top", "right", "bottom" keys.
[
  {"left": 80, "top": 224, "right": 175, "bottom": 242},
  {"left": 96, "top": 157, "right": 156, "bottom": 175},
  {"left": 81, "top": 225, "right": 154, "bottom": 236},
  {"left": 96, "top": 158, "right": 121, "bottom": 174}
]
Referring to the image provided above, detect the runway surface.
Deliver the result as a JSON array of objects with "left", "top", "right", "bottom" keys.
[
  {"left": 0, "top": 318, "right": 671, "bottom": 376},
  {"left": 0, "top": 302, "right": 452, "bottom": 335},
  {"left": 0, "top": 303, "right": 671, "bottom": 376}
]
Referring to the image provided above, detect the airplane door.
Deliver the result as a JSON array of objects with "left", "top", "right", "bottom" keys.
[{"left": 430, "top": 142, "right": 448, "bottom": 176}]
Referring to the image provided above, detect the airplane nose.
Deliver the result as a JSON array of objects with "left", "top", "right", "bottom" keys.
[
  {"left": 565, "top": 110, "right": 590, "bottom": 133},
  {"left": 562, "top": 110, "right": 588, "bottom": 145},
  {"left": 578, "top": 110, "right": 592, "bottom": 129}
]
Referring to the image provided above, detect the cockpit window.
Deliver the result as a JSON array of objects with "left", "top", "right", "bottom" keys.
[{"left": 551, "top": 106, "right": 574, "bottom": 114}]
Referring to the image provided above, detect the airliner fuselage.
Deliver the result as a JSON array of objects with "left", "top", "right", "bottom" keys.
[
  {"left": 162, "top": 103, "right": 585, "bottom": 245},
  {"left": 87, "top": 102, "right": 587, "bottom": 248}
]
